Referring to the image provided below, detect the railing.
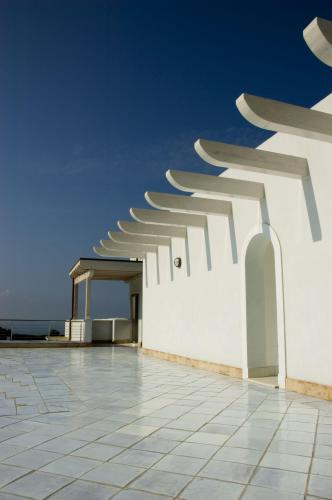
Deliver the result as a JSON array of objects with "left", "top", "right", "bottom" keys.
[{"left": 0, "top": 319, "right": 66, "bottom": 341}]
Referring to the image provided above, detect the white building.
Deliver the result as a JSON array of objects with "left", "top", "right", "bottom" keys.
[{"left": 91, "top": 17, "right": 332, "bottom": 400}]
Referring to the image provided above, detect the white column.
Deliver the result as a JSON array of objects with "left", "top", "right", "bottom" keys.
[
  {"left": 72, "top": 284, "right": 79, "bottom": 319},
  {"left": 85, "top": 278, "right": 91, "bottom": 320}
]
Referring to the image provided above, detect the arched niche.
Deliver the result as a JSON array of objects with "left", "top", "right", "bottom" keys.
[{"left": 241, "top": 224, "right": 286, "bottom": 388}]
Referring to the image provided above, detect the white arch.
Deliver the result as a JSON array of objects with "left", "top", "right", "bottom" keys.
[{"left": 240, "top": 223, "right": 286, "bottom": 388}]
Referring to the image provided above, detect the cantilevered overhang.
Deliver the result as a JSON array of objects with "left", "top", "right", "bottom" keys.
[
  {"left": 69, "top": 258, "right": 142, "bottom": 283},
  {"left": 236, "top": 93, "right": 332, "bottom": 143},
  {"left": 195, "top": 139, "right": 309, "bottom": 178},
  {"left": 304, "top": 17, "right": 332, "bottom": 66},
  {"left": 166, "top": 169, "right": 265, "bottom": 200}
]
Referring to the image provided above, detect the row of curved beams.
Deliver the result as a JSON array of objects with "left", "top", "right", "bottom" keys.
[{"left": 94, "top": 16, "right": 329, "bottom": 260}]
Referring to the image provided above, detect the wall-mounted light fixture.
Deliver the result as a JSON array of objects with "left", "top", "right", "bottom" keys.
[{"left": 174, "top": 257, "right": 182, "bottom": 268}]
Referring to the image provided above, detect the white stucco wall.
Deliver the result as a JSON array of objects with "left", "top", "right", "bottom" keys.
[{"left": 142, "top": 94, "right": 332, "bottom": 388}]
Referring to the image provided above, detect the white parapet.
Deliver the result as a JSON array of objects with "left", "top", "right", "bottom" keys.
[
  {"left": 236, "top": 93, "right": 332, "bottom": 143},
  {"left": 101, "top": 239, "right": 157, "bottom": 253},
  {"left": 112, "top": 319, "right": 132, "bottom": 342},
  {"left": 195, "top": 139, "right": 309, "bottom": 178},
  {"left": 303, "top": 17, "right": 332, "bottom": 67},
  {"left": 166, "top": 169, "right": 265, "bottom": 200},
  {"left": 65, "top": 319, "right": 91, "bottom": 342},
  {"left": 130, "top": 208, "right": 207, "bottom": 227},
  {"left": 118, "top": 221, "right": 187, "bottom": 238},
  {"left": 145, "top": 192, "right": 232, "bottom": 215},
  {"left": 93, "top": 246, "right": 145, "bottom": 258},
  {"left": 108, "top": 231, "right": 170, "bottom": 247}
]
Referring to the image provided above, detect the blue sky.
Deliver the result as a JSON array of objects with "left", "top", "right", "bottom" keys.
[{"left": 1, "top": 0, "right": 332, "bottom": 319}]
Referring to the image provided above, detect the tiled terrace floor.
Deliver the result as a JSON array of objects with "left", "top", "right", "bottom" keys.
[{"left": 0, "top": 347, "right": 331, "bottom": 499}]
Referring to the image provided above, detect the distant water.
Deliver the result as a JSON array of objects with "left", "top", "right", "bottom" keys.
[{"left": 0, "top": 320, "right": 65, "bottom": 339}]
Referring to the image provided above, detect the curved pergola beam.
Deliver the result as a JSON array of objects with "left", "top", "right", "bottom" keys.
[
  {"left": 145, "top": 191, "right": 232, "bottom": 215},
  {"left": 118, "top": 220, "right": 187, "bottom": 238},
  {"left": 236, "top": 93, "right": 332, "bottom": 143},
  {"left": 93, "top": 246, "right": 145, "bottom": 259},
  {"left": 108, "top": 231, "right": 170, "bottom": 247},
  {"left": 130, "top": 208, "right": 207, "bottom": 227},
  {"left": 303, "top": 17, "right": 332, "bottom": 67},
  {"left": 101, "top": 239, "right": 157, "bottom": 253},
  {"left": 195, "top": 139, "right": 309, "bottom": 178},
  {"left": 166, "top": 169, "right": 265, "bottom": 200}
]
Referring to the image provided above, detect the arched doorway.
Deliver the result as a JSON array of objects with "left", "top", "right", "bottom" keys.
[{"left": 244, "top": 231, "right": 281, "bottom": 385}]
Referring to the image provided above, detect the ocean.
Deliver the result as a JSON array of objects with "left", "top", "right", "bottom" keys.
[{"left": 0, "top": 320, "right": 65, "bottom": 340}]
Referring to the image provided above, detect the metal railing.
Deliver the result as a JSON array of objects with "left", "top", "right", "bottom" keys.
[{"left": 0, "top": 319, "right": 66, "bottom": 341}]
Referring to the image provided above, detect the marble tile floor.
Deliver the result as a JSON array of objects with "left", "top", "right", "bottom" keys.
[
  {"left": 249, "top": 377, "right": 279, "bottom": 388},
  {"left": 0, "top": 346, "right": 330, "bottom": 499}
]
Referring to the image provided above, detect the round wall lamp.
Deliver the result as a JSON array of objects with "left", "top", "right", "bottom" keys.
[{"left": 173, "top": 257, "right": 182, "bottom": 268}]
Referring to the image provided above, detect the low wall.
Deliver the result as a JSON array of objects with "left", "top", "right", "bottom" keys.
[{"left": 65, "top": 319, "right": 133, "bottom": 343}]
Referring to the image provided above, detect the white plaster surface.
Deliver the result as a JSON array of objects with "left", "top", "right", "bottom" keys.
[{"left": 142, "top": 94, "right": 332, "bottom": 388}]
